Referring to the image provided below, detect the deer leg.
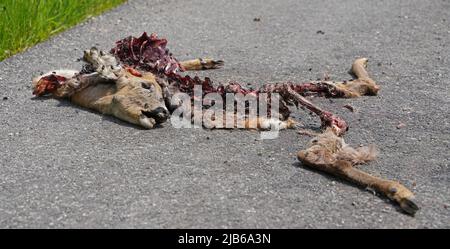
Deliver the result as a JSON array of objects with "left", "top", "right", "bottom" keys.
[
  {"left": 332, "top": 58, "right": 380, "bottom": 97},
  {"left": 297, "top": 129, "right": 419, "bottom": 215},
  {"left": 284, "top": 58, "right": 380, "bottom": 98},
  {"left": 180, "top": 58, "right": 224, "bottom": 71},
  {"left": 338, "top": 162, "right": 419, "bottom": 215}
]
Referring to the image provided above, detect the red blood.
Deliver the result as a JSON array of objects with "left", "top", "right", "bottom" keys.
[
  {"left": 126, "top": 67, "right": 143, "bottom": 77},
  {"left": 33, "top": 74, "right": 67, "bottom": 96},
  {"left": 110, "top": 32, "right": 349, "bottom": 131},
  {"left": 110, "top": 32, "right": 184, "bottom": 74}
]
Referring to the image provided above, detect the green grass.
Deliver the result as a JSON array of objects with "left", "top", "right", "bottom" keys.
[{"left": 0, "top": 0, "right": 127, "bottom": 61}]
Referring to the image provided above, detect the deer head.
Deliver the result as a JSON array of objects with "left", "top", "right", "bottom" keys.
[
  {"left": 32, "top": 48, "right": 170, "bottom": 129},
  {"left": 108, "top": 70, "right": 170, "bottom": 128}
]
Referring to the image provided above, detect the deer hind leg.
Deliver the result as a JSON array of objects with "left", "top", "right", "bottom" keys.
[
  {"left": 287, "top": 58, "right": 381, "bottom": 98},
  {"left": 297, "top": 128, "right": 419, "bottom": 215},
  {"left": 180, "top": 58, "right": 224, "bottom": 71},
  {"left": 333, "top": 58, "right": 380, "bottom": 97}
]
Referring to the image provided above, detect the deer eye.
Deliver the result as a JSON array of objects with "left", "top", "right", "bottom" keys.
[{"left": 141, "top": 82, "right": 153, "bottom": 91}]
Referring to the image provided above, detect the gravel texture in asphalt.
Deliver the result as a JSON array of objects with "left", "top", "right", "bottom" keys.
[{"left": 0, "top": 0, "right": 449, "bottom": 228}]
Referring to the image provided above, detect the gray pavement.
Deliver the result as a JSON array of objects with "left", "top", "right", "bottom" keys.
[{"left": 0, "top": 0, "right": 449, "bottom": 228}]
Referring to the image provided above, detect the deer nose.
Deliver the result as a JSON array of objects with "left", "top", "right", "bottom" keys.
[{"left": 144, "top": 107, "right": 169, "bottom": 123}]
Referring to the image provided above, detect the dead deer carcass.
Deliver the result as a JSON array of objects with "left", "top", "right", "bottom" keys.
[{"left": 32, "top": 32, "right": 418, "bottom": 215}]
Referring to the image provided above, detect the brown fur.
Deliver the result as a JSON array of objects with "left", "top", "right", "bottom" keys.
[
  {"left": 297, "top": 128, "right": 419, "bottom": 215},
  {"left": 33, "top": 68, "right": 168, "bottom": 129}
]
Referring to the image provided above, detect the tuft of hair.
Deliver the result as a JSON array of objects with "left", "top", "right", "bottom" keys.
[{"left": 337, "top": 144, "right": 378, "bottom": 165}]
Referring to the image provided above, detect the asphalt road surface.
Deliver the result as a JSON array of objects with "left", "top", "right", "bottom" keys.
[{"left": 0, "top": 0, "right": 449, "bottom": 228}]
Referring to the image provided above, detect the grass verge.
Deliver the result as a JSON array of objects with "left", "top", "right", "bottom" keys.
[{"left": 0, "top": 0, "right": 127, "bottom": 61}]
